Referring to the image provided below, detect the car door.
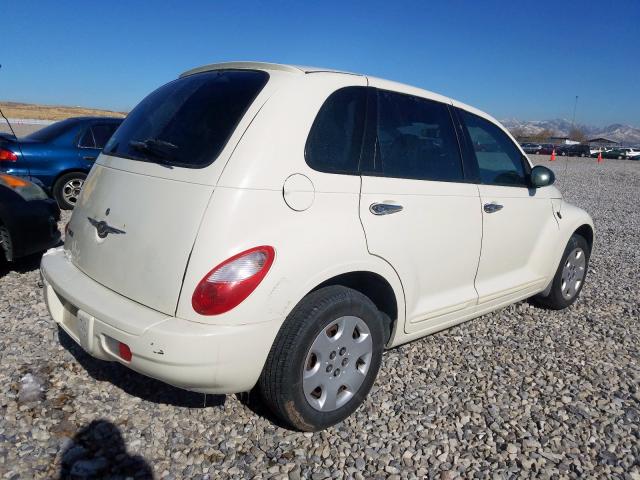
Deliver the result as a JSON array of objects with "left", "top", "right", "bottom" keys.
[
  {"left": 456, "top": 107, "right": 560, "bottom": 305},
  {"left": 359, "top": 86, "right": 482, "bottom": 334}
]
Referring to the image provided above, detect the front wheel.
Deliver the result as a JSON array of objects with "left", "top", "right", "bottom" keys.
[
  {"left": 53, "top": 172, "right": 87, "bottom": 210},
  {"left": 259, "top": 286, "right": 385, "bottom": 431},
  {"left": 533, "top": 234, "right": 590, "bottom": 310}
]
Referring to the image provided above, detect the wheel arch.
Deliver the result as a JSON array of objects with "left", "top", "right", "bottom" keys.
[
  {"left": 311, "top": 271, "right": 398, "bottom": 343},
  {"left": 313, "top": 271, "right": 398, "bottom": 322},
  {"left": 574, "top": 223, "right": 594, "bottom": 251},
  {"left": 52, "top": 168, "right": 90, "bottom": 189}
]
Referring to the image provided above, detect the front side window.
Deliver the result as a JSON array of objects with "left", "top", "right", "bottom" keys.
[
  {"left": 459, "top": 110, "right": 528, "bottom": 187},
  {"left": 374, "top": 90, "right": 463, "bottom": 182},
  {"left": 104, "top": 70, "right": 269, "bottom": 168},
  {"left": 305, "top": 87, "right": 367, "bottom": 174}
]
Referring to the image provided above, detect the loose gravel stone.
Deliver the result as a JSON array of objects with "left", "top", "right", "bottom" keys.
[{"left": 0, "top": 156, "right": 638, "bottom": 479}]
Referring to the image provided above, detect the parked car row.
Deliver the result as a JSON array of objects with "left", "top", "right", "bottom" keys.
[
  {"left": 592, "top": 147, "right": 640, "bottom": 160},
  {"left": 520, "top": 142, "right": 640, "bottom": 159},
  {"left": 520, "top": 143, "right": 555, "bottom": 155}
]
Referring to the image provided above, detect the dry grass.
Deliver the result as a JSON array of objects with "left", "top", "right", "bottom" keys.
[{"left": 0, "top": 101, "right": 126, "bottom": 121}]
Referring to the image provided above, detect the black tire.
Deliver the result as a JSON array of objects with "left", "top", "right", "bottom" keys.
[
  {"left": 259, "top": 286, "right": 385, "bottom": 431},
  {"left": 533, "top": 234, "right": 590, "bottom": 310},
  {"left": 53, "top": 172, "right": 87, "bottom": 210},
  {"left": 0, "top": 224, "right": 12, "bottom": 262}
]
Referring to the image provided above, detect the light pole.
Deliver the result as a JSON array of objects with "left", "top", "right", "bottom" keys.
[{"left": 571, "top": 95, "right": 579, "bottom": 132}]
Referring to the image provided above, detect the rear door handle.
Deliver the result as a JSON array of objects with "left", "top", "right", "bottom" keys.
[
  {"left": 83, "top": 156, "right": 97, "bottom": 161},
  {"left": 370, "top": 202, "right": 403, "bottom": 215},
  {"left": 483, "top": 202, "right": 504, "bottom": 213}
]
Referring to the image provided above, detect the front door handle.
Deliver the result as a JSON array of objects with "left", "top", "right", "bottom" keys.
[
  {"left": 483, "top": 202, "right": 504, "bottom": 213},
  {"left": 83, "top": 156, "right": 97, "bottom": 161},
  {"left": 370, "top": 202, "right": 403, "bottom": 216}
]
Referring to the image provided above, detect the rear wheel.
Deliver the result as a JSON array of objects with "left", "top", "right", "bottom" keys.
[
  {"left": 53, "top": 172, "right": 87, "bottom": 210},
  {"left": 533, "top": 234, "right": 590, "bottom": 310},
  {"left": 259, "top": 286, "right": 385, "bottom": 431},
  {"left": 0, "top": 224, "right": 12, "bottom": 262}
]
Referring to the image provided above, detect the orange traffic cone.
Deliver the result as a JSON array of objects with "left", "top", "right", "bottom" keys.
[
  {"left": 597, "top": 151, "right": 603, "bottom": 163},
  {"left": 550, "top": 149, "right": 556, "bottom": 161}
]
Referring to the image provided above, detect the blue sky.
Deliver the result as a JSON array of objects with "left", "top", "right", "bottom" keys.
[{"left": 2, "top": 0, "right": 639, "bottom": 126}]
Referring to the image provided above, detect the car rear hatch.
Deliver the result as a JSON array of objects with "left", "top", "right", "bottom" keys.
[{"left": 64, "top": 69, "right": 271, "bottom": 316}]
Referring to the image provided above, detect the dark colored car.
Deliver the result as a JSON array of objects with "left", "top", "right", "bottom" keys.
[
  {"left": 521, "top": 143, "right": 543, "bottom": 154},
  {"left": 0, "top": 173, "right": 60, "bottom": 262},
  {"left": 557, "top": 144, "right": 590, "bottom": 157},
  {"left": 0, "top": 116, "right": 122, "bottom": 209},
  {"left": 537, "top": 144, "right": 557, "bottom": 155},
  {"left": 594, "top": 148, "right": 629, "bottom": 160},
  {"left": 521, "top": 143, "right": 556, "bottom": 155}
]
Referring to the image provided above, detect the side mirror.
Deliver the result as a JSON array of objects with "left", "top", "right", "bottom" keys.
[{"left": 530, "top": 165, "right": 555, "bottom": 188}]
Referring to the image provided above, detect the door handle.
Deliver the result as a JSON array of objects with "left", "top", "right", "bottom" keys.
[
  {"left": 483, "top": 202, "right": 504, "bottom": 213},
  {"left": 83, "top": 156, "right": 97, "bottom": 161},
  {"left": 370, "top": 202, "right": 403, "bottom": 215}
]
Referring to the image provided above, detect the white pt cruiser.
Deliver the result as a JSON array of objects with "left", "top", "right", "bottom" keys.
[{"left": 41, "top": 62, "right": 594, "bottom": 431}]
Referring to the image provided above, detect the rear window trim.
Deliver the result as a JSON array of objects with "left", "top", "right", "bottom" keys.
[{"left": 103, "top": 69, "right": 270, "bottom": 170}]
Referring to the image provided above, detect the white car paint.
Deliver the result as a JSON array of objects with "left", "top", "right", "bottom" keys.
[{"left": 41, "top": 61, "right": 593, "bottom": 395}]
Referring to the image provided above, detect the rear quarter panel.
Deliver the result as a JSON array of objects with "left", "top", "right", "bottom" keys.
[{"left": 176, "top": 73, "right": 406, "bottom": 337}]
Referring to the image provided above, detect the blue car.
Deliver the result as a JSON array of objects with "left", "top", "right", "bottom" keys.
[{"left": 0, "top": 116, "right": 122, "bottom": 209}]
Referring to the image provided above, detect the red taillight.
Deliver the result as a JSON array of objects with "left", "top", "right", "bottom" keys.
[
  {"left": 192, "top": 246, "right": 275, "bottom": 315},
  {"left": 118, "top": 342, "right": 132, "bottom": 362},
  {"left": 0, "top": 148, "right": 18, "bottom": 162}
]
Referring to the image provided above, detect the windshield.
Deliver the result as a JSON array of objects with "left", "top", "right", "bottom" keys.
[
  {"left": 25, "top": 118, "right": 79, "bottom": 142},
  {"left": 104, "top": 70, "right": 269, "bottom": 168}
]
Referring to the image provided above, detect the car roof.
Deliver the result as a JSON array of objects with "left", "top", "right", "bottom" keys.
[
  {"left": 64, "top": 116, "right": 123, "bottom": 122},
  {"left": 179, "top": 61, "right": 512, "bottom": 142}
]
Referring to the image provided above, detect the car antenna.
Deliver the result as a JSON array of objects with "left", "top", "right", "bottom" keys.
[
  {"left": 0, "top": 65, "right": 18, "bottom": 139},
  {"left": 0, "top": 64, "right": 26, "bottom": 162}
]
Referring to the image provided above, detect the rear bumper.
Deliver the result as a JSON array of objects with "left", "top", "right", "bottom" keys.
[{"left": 40, "top": 247, "right": 280, "bottom": 394}]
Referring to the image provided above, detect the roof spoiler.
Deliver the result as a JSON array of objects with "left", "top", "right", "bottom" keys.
[{"left": 180, "top": 61, "right": 304, "bottom": 78}]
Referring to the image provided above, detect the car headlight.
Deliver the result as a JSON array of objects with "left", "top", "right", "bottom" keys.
[{"left": 0, "top": 174, "right": 48, "bottom": 201}]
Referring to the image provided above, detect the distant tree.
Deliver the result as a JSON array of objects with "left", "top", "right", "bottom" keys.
[
  {"left": 569, "top": 126, "right": 587, "bottom": 143},
  {"left": 532, "top": 128, "right": 556, "bottom": 142},
  {"left": 508, "top": 127, "right": 527, "bottom": 140}
]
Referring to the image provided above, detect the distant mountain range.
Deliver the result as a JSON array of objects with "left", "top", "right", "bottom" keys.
[{"left": 500, "top": 118, "right": 640, "bottom": 144}]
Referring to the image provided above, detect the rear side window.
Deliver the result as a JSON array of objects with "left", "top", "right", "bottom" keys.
[
  {"left": 78, "top": 127, "right": 96, "bottom": 148},
  {"left": 459, "top": 110, "right": 528, "bottom": 187},
  {"left": 104, "top": 70, "right": 269, "bottom": 168},
  {"left": 305, "top": 87, "right": 367, "bottom": 174},
  {"left": 92, "top": 123, "right": 120, "bottom": 149},
  {"left": 374, "top": 90, "right": 463, "bottom": 182}
]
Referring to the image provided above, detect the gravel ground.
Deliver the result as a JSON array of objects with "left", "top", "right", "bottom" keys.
[{"left": 0, "top": 156, "right": 638, "bottom": 479}]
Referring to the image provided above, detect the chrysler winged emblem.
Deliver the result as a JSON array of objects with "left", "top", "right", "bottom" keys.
[{"left": 87, "top": 217, "right": 126, "bottom": 239}]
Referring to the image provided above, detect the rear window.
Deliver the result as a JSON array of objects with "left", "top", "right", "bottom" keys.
[
  {"left": 25, "top": 118, "right": 79, "bottom": 142},
  {"left": 104, "top": 70, "right": 269, "bottom": 168}
]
